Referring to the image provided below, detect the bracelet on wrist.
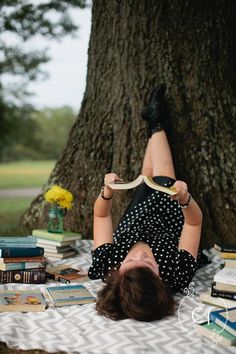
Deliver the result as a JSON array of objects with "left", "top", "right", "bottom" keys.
[
  {"left": 179, "top": 193, "right": 193, "bottom": 208},
  {"left": 100, "top": 185, "right": 113, "bottom": 200}
]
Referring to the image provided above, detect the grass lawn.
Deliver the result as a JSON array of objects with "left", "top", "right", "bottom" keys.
[
  {"left": 0, "top": 160, "right": 55, "bottom": 236},
  {"left": 0, "top": 197, "right": 34, "bottom": 236},
  {"left": 0, "top": 160, "right": 55, "bottom": 188}
]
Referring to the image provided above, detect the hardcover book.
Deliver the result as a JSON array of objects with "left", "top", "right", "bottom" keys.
[
  {"left": 214, "top": 268, "right": 236, "bottom": 286},
  {"left": 32, "top": 229, "right": 82, "bottom": 242},
  {"left": 0, "top": 256, "right": 45, "bottom": 264},
  {"left": 214, "top": 249, "right": 236, "bottom": 259},
  {"left": 0, "top": 290, "right": 46, "bottom": 312},
  {"left": 46, "top": 265, "right": 89, "bottom": 284},
  {"left": 196, "top": 321, "right": 236, "bottom": 346},
  {"left": 0, "top": 247, "right": 44, "bottom": 258},
  {"left": 209, "top": 307, "right": 236, "bottom": 337},
  {"left": 36, "top": 238, "right": 75, "bottom": 247},
  {"left": 0, "top": 236, "right": 37, "bottom": 248},
  {"left": 214, "top": 281, "right": 236, "bottom": 292},
  {"left": 0, "top": 261, "right": 45, "bottom": 271},
  {"left": 0, "top": 268, "right": 46, "bottom": 284},
  {"left": 199, "top": 291, "right": 236, "bottom": 308},
  {"left": 211, "top": 285, "right": 236, "bottom": 301},
  {"left": 108, "top": 175, "right": 177, "bottom": 195},
  {"left": 214, "top": 242, "right": 236, "bottom": 253},
  {"left": 44, "top": 250, "right": 76, "bottom": 259},
  {"left": 46, "top": 284, "right": 95, "bottom": 306}
]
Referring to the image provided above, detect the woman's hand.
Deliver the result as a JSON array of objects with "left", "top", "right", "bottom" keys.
[
  {"left": 102, "top": 173, "right": 123, "bottom": 198},
  {"left": 104, "top": 173, "right": 123, "bottom": 186},
  {"left": 171, "top": 180, "right": 189, "bottom": 205}
]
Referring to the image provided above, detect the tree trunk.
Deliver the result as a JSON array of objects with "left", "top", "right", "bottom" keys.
[{"left": 23, "top": 0, "right": 236, "bottom": 249}]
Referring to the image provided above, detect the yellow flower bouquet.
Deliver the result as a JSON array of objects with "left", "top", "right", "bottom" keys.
[
  {"left": 44, "top": 185, "right": 73, "bottom": 209},
  {"left": 44, "top": 185, "right": 74, "bottom": 233}
]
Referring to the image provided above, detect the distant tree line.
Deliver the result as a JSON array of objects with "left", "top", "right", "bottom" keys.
[
  {"left": 1, "top": 106, "right": 76, "bottom": 161},
  {"left": 0, "top": 0, "right": 88, "bottom": 161}
]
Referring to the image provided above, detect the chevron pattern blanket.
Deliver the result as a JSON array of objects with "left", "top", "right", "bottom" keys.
[{"left": 0, "top": 240, "right": 235, "bottom": 354}]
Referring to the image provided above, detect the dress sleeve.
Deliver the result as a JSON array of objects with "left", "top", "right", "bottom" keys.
[
  {"left": 88, "top": 243, "right": 113, "bottom": 280},
  {"left": 171, "top": 249, "right": 198, "bottom": 293}
]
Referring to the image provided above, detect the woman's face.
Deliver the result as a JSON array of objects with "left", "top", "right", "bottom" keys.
[{"left": 119, "top": 250, "right": 160, "bottom": 276}]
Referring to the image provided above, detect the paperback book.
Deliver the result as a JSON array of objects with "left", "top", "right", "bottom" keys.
[
  {"left": 46, "top": 284, "right": 95, "bottom": 306},
  {"left": 108, "top": 175, "right": 177, "bottom": 195},
  {"left": 0, "top": 290, "right": 46, "bottom": 312},
  {"left": 33, "top": 229, "right": 82, "bottom": 242},
  {"left": 46, "top": 264, "right": 89, "bottom": 284},
  {"left": 199, "top": 291, "right": 236, "bottom": 308},
  {"left": 214, "top": 268, "right": 236, "bottom": 286}
]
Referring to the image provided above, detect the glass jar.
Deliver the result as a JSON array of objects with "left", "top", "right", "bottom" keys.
[{"left": 47, "top": 205, "right": 64, "bottom": 233}]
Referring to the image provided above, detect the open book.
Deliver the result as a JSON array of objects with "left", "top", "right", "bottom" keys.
[{"left": 108, "top": 175, "right": 177, "bottom": 196}]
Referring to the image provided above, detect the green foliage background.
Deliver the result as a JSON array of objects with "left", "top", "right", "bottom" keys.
[
  {"left": 0, "top": 0, "right": 88, "bottom": 162},
  {"left": 1, "top": 106, "right": 76, "bottom": 161}
]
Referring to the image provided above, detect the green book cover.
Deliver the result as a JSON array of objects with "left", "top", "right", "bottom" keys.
[
  {"left": 196, "top": 321, "right": 236, "bottom": 346},
  {"left": 32, "top": 229, "right": 82, "bottom": 242}
]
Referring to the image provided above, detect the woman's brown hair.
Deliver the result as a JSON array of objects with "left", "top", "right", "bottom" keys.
[{"left": 96, "top": 267, "right": 175, "bottom": 321}]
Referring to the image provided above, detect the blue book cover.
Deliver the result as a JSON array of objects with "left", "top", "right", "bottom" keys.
[
  {"left": 46, "top": 284, "right": 94, "bottom": 305},
  {"left": 0, "top": 236, "right": 37, "bottom": 243},
  {"left": 0, "top": 261, "right": 44, "bottom": 271},
  {"left": 210, "top": 307, "right": 236, "bottom": 337},
  {"left": 0, "top": 244, "right": 37, "bottom": 248},
  {"left": 0, "top": 247, "right": 44, "bottom": 258}
]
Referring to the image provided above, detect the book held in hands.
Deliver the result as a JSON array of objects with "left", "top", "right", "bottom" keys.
[{"left": 108, "top": 175, "right": 177, "bottom": 195}]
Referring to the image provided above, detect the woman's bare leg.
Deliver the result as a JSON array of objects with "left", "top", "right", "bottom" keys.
[
  {"left": 151, "top": 131, "right": 176, "bottom": 178},
  {"left": 141, "top": 139, "right": 153, "bottom": 176},
  {"left": 141, "top": 131, "right": 176, "bottom": 178}
]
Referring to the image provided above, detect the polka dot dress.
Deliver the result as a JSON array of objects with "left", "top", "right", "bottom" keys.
[{"left": 88, "top": 176, "right": 198, "bottom": 293}]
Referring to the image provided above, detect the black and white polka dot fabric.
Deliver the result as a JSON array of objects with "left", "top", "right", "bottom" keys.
[{"left": 88, "top": 176, "right": 198, "bottom": 293}]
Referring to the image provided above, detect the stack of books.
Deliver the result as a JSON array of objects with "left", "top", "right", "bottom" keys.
[
  {"left": 198, "top": 241, "right": 236, "bottom": 346},
  {"left": 200, "top": 242, "right": 236, "bottom": 307},
  {"left": 196, "top": 307, "right": 236, "bottom": 347},
  {"left": 32, "top": 229, "right": 82, "bottom": 259},
  {"left": 0, "top": 236, "right": 46, "bottom": 284}
]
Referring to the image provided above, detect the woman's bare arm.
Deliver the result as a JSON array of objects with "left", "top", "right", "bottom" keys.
[
  {"left": 171, "top": 181, "right": 203, "bottom": 259},
  {"left": 93, "top": 173, "right": 122, "bottom": 249}
]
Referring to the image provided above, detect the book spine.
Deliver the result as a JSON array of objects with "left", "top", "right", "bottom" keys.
[
  {"left": 211, "top": 288, "right": 236, "bottom": 300},
  {"left": 220, "top": 252, "right": 236, "bottom": 259},
  {"left": 0, "top": 247, "right": 44, "bottom": 258},
  {"left": 0, "top": 269, "right": 46, "bottom": 284},
  {"left": 1, "top": 256, "right": 44, "bottom": 263},
  {"left": 0, "top": 241, "right": 36, "bottom": 248},
  {"left": 1, "top": 262, "right": 44, "bottom": 271},
  {"left": 0, "top": 236, "right": 36, "bottom": 243}
]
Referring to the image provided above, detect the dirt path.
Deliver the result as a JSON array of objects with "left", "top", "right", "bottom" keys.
[{"left": 0, "top": 188, "right": 42, "bottom": 198}]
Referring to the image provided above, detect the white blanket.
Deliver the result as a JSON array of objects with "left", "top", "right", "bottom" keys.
[{"left": 0, "top": 240, "right": 235, "bottom": 354}]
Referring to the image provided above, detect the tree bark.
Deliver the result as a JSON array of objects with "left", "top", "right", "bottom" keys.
[{"left": 23, "top": 0, "right": 236, "bottom": 249}]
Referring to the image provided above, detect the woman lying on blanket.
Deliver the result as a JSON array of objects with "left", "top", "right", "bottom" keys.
[{"left": 88, "top": 84, "right": 203, "bottom": 321}]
